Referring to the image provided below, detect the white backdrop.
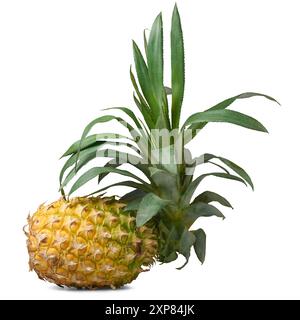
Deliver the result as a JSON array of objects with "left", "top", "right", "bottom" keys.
[{"left": 0, "top": 0, "right": 299, "bottom": 300}]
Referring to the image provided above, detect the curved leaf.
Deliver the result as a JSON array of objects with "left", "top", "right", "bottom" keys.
[
  {"left": 177, "top": 229, "right": 196, "bottom": 269},
  {"left": 193, "top": 191, "right": 233, "bottom": 208},
  {"left": 184, "top": 202, "right": 225, "bottom": 227},
  {"left": 187, "top": 92, "right": 279, "bottom": 138},
  {"left": 69, "top": 167, "right": 148, "bottom": 196},
  {"left": 182, "top": 172, "right": 247, "bottom": 206},
  {"left": 61, "top": 147, "right": 144, "bottom": 190},
  {"left": 183, "top": 109, "right": 268, "bottom": 133},
  {"left": 207, "top": 161, "right": 230, "bottom": 174},
  {"left": 203, "top": 154, "right": 254, "bottom": 190},
  {"left": 102, "top": 106, "right": 143, "bottom": 130},
  {"left": 59, "top": 143, "right": 102, "bottom": 187},
  {"left": 97, "top": 159, "right": 120, "bottom": 184},
  {"left": 74, "top": 114, "right": 139, "bottom": 170},
  {"left": 120, "top": 189, "right": 147, "bottom": 202},
  {"left": 61, "top": 133, "right": 128, "bottom": 158},
  {"left": 87, "top": 180, "right": 152, "bottom": 197},
  {"left": 209, "top": 92, "right": 280, "bottom": 112},
  {"left": 192, "top": 228, "right": 206, "bottom": 264}
]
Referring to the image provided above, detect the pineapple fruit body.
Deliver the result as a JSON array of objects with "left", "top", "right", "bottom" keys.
[{"left": 26, "top": 197, "right": 158, "bottom": 288}]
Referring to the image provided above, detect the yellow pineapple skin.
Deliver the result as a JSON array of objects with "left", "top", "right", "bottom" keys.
[{"left": 26, "top": 197, "right": 158, "bottom": 289}]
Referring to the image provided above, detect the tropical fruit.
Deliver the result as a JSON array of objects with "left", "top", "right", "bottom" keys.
[
  {"left": 27, "top": 4, "right": 278, "bottom": 288},
  {"left": 26, "top": 197, "right": 157, "bottom": 288}
]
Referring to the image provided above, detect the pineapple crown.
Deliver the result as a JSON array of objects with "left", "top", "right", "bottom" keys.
[{"left": 59, "top": 4, "right": 279, "bottom": 268}]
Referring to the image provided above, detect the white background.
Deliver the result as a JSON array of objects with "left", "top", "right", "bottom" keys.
[{"left": 0, "top": 0, "right": 299, "bottom": 300}]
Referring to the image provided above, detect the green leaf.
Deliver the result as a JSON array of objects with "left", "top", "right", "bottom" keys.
[
  {"left": 207, "top": 161, "right": 230, "bottom": 174},
  {"left": 150, "top": 168, "right": 179, "bottom": 201},
  {"left": 209, "top": 92, "right": 280, "bottom": 112},
  {"left": 136, "top": 193, "right": 170, "bottom": 227},
  {"left": 132, "top": 41, "right": 159, "bottom": 119},
  {"left": 61, "top": 133, "right": 128, "bottom": 158},
  {"left": 59, "top": 143, "right": 102, "bottom": 186},
  {"left": 184, "top": 202, "right": 225, "bottom": 227},
  {"left": 102, "top": 107, "right": 143, "bottom": 130},
  {"left": 184, "top": 109, "right": 268, "bottom": 133},
  {"left": 188, "top": 92, "right": 279, "bottom": 137},
  {"left": 130, "top": 67, "right": 155, "bottom": 128},
  {"left": 61, "top": 147, "right": 144, "bottom": 189},
  {"left": 69, "top": 167, "right": 148, "bottom": 196},
  {"left": 219, "top": 157, "right": 254, "bottom": 190},
  {"left": 171, "top": 3, "right": 185, "bottom": 128},
  {"left": 147, "top": 13, "right": 164, "bottom": 108},
  {"left": 164, "top": 251, "right": 178, "bottom": 263},
  {"left": 192, "top": 228, "right": 206, "bottom": 264},
  {"left": 98, "top": 157, "right": 123, "bottom": 184},
  {"left": 193, "top": 191, "right": 233, "bottom": 208},
  {"left": 124, "top": 198, "right": 144, "bottom": 212},
  {"left": 132, "top": 94, "right": 154, "bottom": 130},
  {"left": 177, "top": 229, "right": 196, "bottom": 269},
  {"left": 120, "top": 189, "right": 147, "bottom": 202},
  {"left": 87, "top": 180, "right": 152, "bottom": 197},
  {"left": 159, "top": 225, "right": 179, "bottom": 260},
  {"left": 74, "top": 114, "right": 139, "bottom": 170},
  {"left": 203, "top": 154, "right": 254, "bottom": 190},
  {"left": 182, "top": 172, "right": 247, "bottom": 206},
  {"left": 59, "top": 143, "right": 103, "bottom": 188},
  {"left": 143, "top": 29, "right": 148, "bottom": 54}
]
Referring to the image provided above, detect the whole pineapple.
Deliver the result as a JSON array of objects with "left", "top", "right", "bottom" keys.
[
  {"left": 26, "top": 197, "right": 157, "bottom": 288},
  {"left": 27, "top": 4, "right": 278, "bottom": 288}
]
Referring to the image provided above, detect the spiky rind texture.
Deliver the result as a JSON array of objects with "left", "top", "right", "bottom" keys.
[{"left": 26, "top": 197, "right": 158, "bottom": 289}]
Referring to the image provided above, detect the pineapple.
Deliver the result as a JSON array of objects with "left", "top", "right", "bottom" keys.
[
  {"left": 26, "top": 197, "right": 157, "bottom": 288},
  {"left": 26, "top": 4, "right": 278, "bottom": 288}
]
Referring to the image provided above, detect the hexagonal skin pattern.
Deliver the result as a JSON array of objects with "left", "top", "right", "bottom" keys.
[{"left": 25, "top": 197, "right": 158, "bottom": 289}]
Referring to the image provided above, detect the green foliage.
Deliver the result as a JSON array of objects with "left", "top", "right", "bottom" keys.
[{"left": 59, "top": 4, "right": 278, "bottom": 268}]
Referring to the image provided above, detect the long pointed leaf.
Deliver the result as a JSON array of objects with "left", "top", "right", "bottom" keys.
[
  {"left": 187, "top": 92, "right": 279, "bottom": 137},
  {"left": 59, "top": 143, "right": 102, "bottom": 186},
  {"left": 102, "top": 106, "right": 144, "bottom": 130},
  {"left": 171, "top": 3, "right": 185, "bottom": 128},
  {"left": 182, "top": 172, "right": 246, "bottom": 206},
  {"left": 210, "top": 92, "right": 280, "bottom": 112},
  {"left": 69, "top": 167, "right": 148, "bottom": 196},
  {"left": 61, "top": 147, "right": 144, "bottom": 189},
  {"left": 184, "top": 109, "right": 268, "bottom": 133},
  {"left": 61, "top": 133, "right": 128, "bottom": 158},
  {"left": 87, "top": 180, "right": 153, "bottom": 197},
  {"left": 120, "top": 189, "right": 147, "bottom": 202},
  {"left": 204, "top": 154, "right": 254, "bottom": 190},
  {"left": 147, "top": 13, "right": 164, "bottom": 109},
  {"left": 130, "top": 67, "right": 154, "bottom": 128},
  {"left": 74, "top": 114, "right": 139, "bottom": 170},
  {"left": 132, "top": 41, "right": 159, "bottom": 118}
]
